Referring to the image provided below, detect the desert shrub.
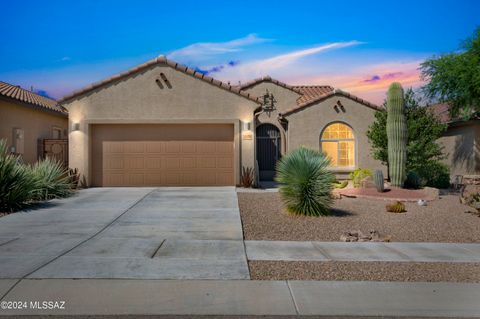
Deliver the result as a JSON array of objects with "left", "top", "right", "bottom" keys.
[
  {"left": 386, "top": 201, "right": 406, "bottom": 213},
  {"left": 349, "top": 168, "right": 373, "bottom": 188},
  {"left": 240, "top": 166, "right": 255, "bottom": 188},
  {"left": 68, "top": 168, "right": 80, "bottom": 189},
  {"left": 30, "top": 158, "right": 73, "bottom": 201},
  {"left": 0, "top": 139, "right": 73, "bottom": 212},
  {"left": 404, "top": 171, "right": 421, "bottom": 189},
  {"left": 416, "top": 162, "right": 451, "bottom": 189},
  {"left": 333, "top": 180, "right": 348, "bottom": 189},
  {"left": 0, "top": 140, "right": 38, "bottom": 212},
  {"left": 275, "top": 147, "right": 334, "bottom": 216}
]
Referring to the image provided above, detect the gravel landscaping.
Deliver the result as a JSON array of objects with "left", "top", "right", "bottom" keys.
[
  {"left": 249, "top": 261, "right": 480, "bottom": 282},
  {"left": 238, "top": 192, "right": 480, "bottom": 242}
]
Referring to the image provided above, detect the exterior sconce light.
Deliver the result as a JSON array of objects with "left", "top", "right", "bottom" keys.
[
  {"left": 242, "top": 121, "right": 252, "bottom": 131},
  {"left": 72, "top": 122, "right": 80, "bottom": 131}
]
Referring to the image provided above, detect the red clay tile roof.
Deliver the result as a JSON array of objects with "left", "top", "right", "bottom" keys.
[
  {"left": 427, "top": 102, "right": 479, "bottom": 124},
  {"left": 236, "top": 77, "right": 378, "bottom": 111},
  {"left": 282, "top": 88, "right": 382, "bottom": 116},
  {"left": 293, "top": 85, "right": 335, "bottom": 104},
  {"left": 427, "top": 103, "right": 451, "bottom": 123},
  {"left": 59, "top": 56, "right": 261, "bottom": 104},
  {"left": 0, "top": 81, "right": 67, "bottom": 115},
  {"left": 237, "top": 76, "right": 305, "bottom": 95}
]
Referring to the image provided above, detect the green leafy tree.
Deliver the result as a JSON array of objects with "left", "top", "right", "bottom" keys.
[
  {"left": 366, "top": 88, "right": 448, "bottom": 186},
  {"left": 421, "top": 27, "right": 480, "bottom": 118}
]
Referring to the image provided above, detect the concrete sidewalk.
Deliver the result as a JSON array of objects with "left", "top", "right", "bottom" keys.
[
  {"left": 0, "top": 279, "right": 479, "bottom": 317},
  {"left": 246, "top": 240, "right": 480, "bottom": 262}
]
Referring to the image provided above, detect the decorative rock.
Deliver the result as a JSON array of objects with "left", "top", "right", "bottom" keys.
[
  {"left": 340, "top": 230, "right": 390, "bottom": 242},
  {"left": 417, "top": 199, "right": 427, "bottom": 206},
  {"left": 462, "top": 185, "right": 480, "bottom": 199}
]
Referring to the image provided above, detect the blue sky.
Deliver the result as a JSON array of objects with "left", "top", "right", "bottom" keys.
[{"left": 0, "top": 0, "right": 479, "bottom": 103}]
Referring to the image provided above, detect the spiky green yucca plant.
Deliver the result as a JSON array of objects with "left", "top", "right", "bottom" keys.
[
  {"left": 275, "top": 147, "right": 334, "bottom": 216},
  {"left": 30, "top": 158, "right": 73, "bottom": 201},
  {"left": 0, "top": 139, "right": 38, "bottom": 212},
  {"left": 386, "top": 82, "right": 407, "bottom": 187}
]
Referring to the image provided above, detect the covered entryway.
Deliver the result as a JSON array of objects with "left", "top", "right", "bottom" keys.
[
  {"left": 256, "top": 123, "right": 281, "bottom": 181},
  {"left": 91, "top": 124, "right": 234, "bottom": 186}
]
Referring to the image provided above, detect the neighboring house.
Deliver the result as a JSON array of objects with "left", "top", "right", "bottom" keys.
[
  {"left": 59, "top": 56, "right": 384, "bottom": 187},
  {"left": 0, "top": 81, "right": 68, "bottom": 164},
  {"left": 429, "top": 103, "right": 480, "bottom": 177}
]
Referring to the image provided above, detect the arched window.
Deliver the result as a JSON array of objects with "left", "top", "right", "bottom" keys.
[{"left": 320, "top": 123, "right": 355, "bottom": 167}]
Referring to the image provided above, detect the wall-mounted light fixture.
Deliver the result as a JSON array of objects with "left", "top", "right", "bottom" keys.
[
  {"left": 72, "top": 122, "right": 80, "bottom": 131},
  {"left": 242, "top": 121, "right": 252, "bottom": 131}
]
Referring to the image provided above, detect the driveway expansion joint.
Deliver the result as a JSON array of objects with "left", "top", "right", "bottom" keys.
[
  {"left": 286, "top": 280, "right": 300, "bottom": 315},
  {"left": 150, "top": 239, "right": 166, "bottom": 258}
]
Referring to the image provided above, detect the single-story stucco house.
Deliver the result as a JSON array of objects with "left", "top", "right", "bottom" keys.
[
  {"left": 59, "top": 56, "right": 386, "bottom": 187},
  {"left": 0, "top": 81, "right": 68, "bottom": 164}
]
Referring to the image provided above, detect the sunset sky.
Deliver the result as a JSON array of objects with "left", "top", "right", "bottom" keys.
[{"left": 0, "top": 0, "right": 479, "bottom": 104}]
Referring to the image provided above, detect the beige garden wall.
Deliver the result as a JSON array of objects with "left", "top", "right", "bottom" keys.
[
  {"left": 439, "top": 121, "right": 480, "bottom": 177},
  {"left": 64, "top": 63, "right": 259, "bottom": 185},
  {"left": 286, "top": 95, "right": 385, "bottom": 176},
  {"left": 0, "top": 99, "right": 67, "bottom": 164}
]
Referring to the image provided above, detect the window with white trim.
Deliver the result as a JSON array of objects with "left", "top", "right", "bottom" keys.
[{"left": 320, "top": 123, "right": 355, "bottom": 167}]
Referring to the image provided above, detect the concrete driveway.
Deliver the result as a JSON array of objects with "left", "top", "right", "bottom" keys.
[{"left": 0, "top": 187, "right": 249, "bottom": 279}]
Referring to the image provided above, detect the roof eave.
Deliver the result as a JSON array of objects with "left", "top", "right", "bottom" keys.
[
  {"left": 238, "top": 76, "right": 304, "bottom": 95},
  {"left": 0, "top": 95, "right": 68, "bottom": 118},
  {"left": 282, "top": 89, "right": 382, "bottom": 117},
  {"left": 58, "top": 56, "right": 262, "bottom": 105}
]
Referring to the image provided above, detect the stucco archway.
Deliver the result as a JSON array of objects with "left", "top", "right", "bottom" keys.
[{"left": 256, "top": 123, "right": 281, "bottom": 181}]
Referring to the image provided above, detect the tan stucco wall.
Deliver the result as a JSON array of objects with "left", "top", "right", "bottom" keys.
[
  {"left": 0, "top": 99, "right": 67, "bottom": 164},
  {"left": 243, "top": 82, "right": 301, "bottom": 155},
  {"left": 243, "top": 81, "right": 301, "bottom": 114},
  {"left": 438, "top": 121, "right": 480, "bottom": 177},
  {"left": 63, "top": 64, "right": 258, "bottom": 185},
  {"left": 286, "top": 95, "right": 385, "bottom": 176}
]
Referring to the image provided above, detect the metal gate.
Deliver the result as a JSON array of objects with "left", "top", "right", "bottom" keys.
[
  {"left": 256, "top": 124, "right": 281, "bottom": 181},
  {"left": 42, "top": 139, "right": 68, "bottom": 167}
]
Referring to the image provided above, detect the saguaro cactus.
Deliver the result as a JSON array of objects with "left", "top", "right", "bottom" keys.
[{"left": 386, "top": 82, "right": 407, "bottom": 187}]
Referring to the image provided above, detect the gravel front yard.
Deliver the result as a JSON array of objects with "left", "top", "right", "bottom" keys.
[
  {"left": 249, "top": 261, "right": 480, "bottom": 282},
  {"left": 238, "top": 192, "right": 480, "bottom": 242}
]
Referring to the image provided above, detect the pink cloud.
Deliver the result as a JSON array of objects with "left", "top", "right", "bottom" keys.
[{"left": 286, "top": 61, "right": 424, "bottom": 104}]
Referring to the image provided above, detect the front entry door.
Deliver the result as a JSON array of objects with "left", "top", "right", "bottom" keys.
[{"left": 256, "top": 124, "right": 281, "bottom": 181}]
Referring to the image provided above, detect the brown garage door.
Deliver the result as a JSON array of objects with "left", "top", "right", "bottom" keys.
[{"left": 91, "top": 124, "right": 234, "bottom": 186}]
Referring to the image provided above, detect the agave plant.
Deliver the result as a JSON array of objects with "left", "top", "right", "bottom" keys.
[
  {"left": 0, "top": 139, "right": 38, "bottom": 212},
  {"left": 240, "top": 166, "right": 255, "bottom": 188},
  {"left": 275, "top": 147, "right": 334, "bottom": 216},
  {"left": 29, "top": 157, "right": 73, "bottom": 201}
]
